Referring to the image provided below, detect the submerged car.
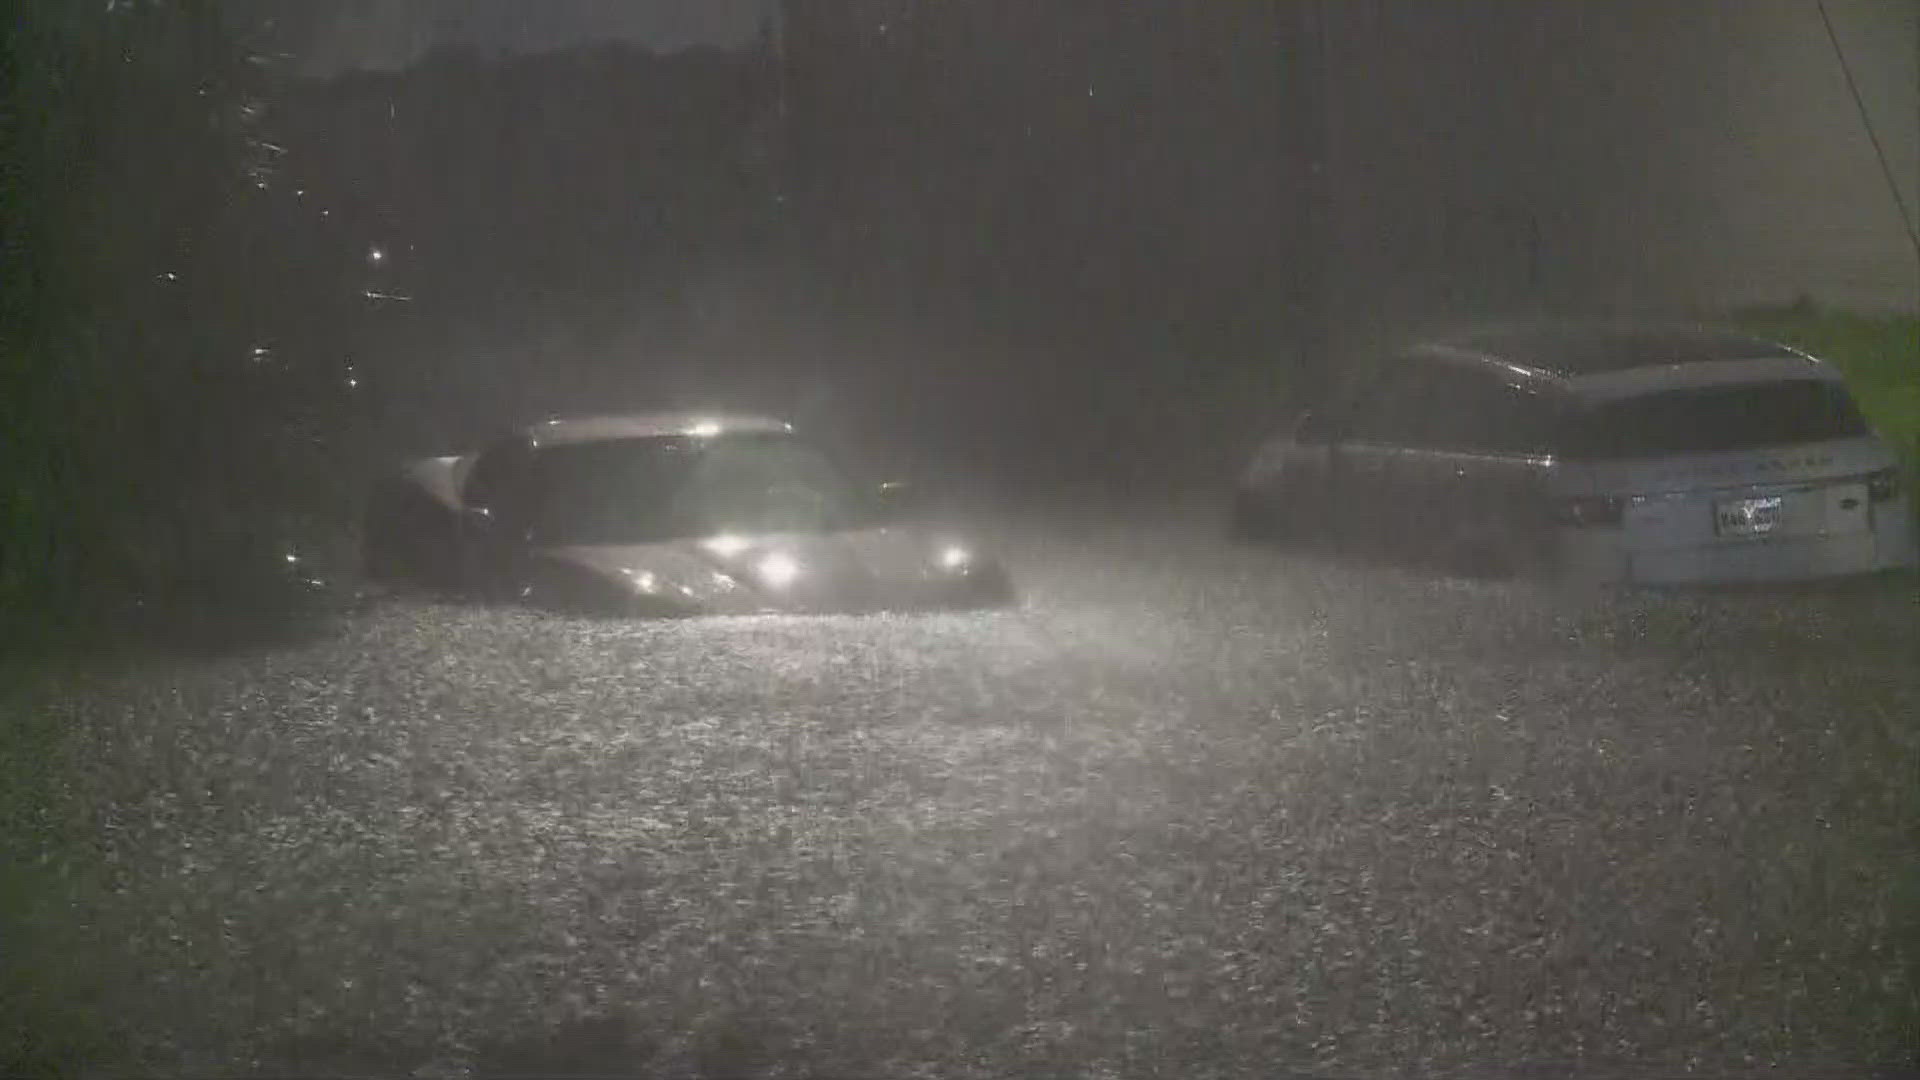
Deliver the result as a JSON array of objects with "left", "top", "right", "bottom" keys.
[
  {"left": 1233, "top": 323, "right": 1917, "bottom": 584},
  {"left": 363, "top": 413, "right": 1013, "bottom": 614}
]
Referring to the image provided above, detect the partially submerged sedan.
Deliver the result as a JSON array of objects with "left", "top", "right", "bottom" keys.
[
  {"left": 364, "top": 413, "right": 1013, "bottom": 614},
  {"left": 1234, "top": 323, "right": 1917, "bottom": 585}
]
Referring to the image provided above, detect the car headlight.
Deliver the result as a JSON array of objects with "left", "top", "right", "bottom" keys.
[
  {"left": 755, "top": 552, "right": 801, "bottom": 589},
  {"left": 937, "top": 544, "right": 972, "bottom": 571}
]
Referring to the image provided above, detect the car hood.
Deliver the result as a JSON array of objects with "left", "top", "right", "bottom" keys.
[{"left": 532, "top": 527, "right": 1003, "bottom": 615}]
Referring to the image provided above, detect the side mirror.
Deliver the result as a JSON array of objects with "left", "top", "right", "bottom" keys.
[
  {"left": 1295, "top": 406, "right": 1339, "bottom": 444},
  {"left": 874, "top": 480, "right": 923, "bottom": 522},
  {"left": 463, "top": 504, "right": 530, "bottom": 545}
]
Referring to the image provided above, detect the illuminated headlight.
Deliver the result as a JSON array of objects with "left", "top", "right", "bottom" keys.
[
  {"left": 755, "top": 552, "right": 801, "bottom": 589},
  {"left": 621, "top": 569, "right": 659, "bottom": 594},
  {"left": 702, "top": 534, "right": 749, "bottom": 557},
  {"left": 937, "top": 545, "right": 972, "bottom": 571}
]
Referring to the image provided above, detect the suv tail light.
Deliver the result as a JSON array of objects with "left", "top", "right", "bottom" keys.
[
  {"left": 1865, "top": 467, "right": 1901, "bottom": 503},
  {"left": 1554, "top": 494, "right": 1624, "bottom": 528}
]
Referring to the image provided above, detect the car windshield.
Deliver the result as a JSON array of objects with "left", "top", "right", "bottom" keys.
[
  {"left": 523, "top": 433, "right": 871, "bottom": 545},
  {"left": 1570, "top": 379, "right": 1870, "bottom": 459}
]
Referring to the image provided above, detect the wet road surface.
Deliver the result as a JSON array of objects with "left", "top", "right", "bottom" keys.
[{"left": 26, "top": 500, "right": 1920, "bottom": 1077}]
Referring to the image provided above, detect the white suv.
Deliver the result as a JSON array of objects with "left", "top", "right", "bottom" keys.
[{"left": 1234, "top": 323, "right": 1917, "bottom": 584}]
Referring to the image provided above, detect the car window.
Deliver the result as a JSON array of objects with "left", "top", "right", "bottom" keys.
[
  {"left": 1421, "top": 366, "right": 1562, "bottom": 455},
  {"left": 520, "top": 434, "right": 873, "bottom": 545},
  {"left": 674, "top": 436, "right": 866, "bottom": 536},
  {"left": 462, "top": 438, "right": 534, "bottom": 517},
  {"left": 1476, "top": 383, "right": 1562, "bottom": 455},
  {"left": 525, "top": 438, "right": 699, "bottom": 544},
  {"left": 1416, "top": 365, "right": 1486, "bottom": 451},
  {"left": 1348, "top": 360, "right": 1434, "bottom": 446},
  {"left": 1571, "top": 379, "right": 1869, "bottom": 458}
]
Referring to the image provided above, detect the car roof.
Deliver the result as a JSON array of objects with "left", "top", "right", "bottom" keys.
[
  {"left": 521, "top": 412, "right": 793, "bottom": 449},
  {"left": 1414, "top": 321, "right": 1812, "bottom": 379}
]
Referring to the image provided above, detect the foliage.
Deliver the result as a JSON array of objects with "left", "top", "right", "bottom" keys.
[
  {"left": 3, "top": 9, "right": 365, "bottom": 1063},
  {"left": 2, "top": 0, "right": 373, "bottom": 637},
  {"left": 1734, "top": 304, "right": 1920, "bottom": 507},
  {"left": 1734, "top": 304, "right": 1920, "bottom": 446},
  {"left": 257, "top": 15, "right": 1319, "bottom": 484}
]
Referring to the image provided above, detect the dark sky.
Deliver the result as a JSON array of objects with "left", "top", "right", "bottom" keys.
[
  {"left": 299, "top": 0, "right": 779, "bottom": 74},
  {"left": 287, "top": 0, "right": 1914, "bottom": 310}
]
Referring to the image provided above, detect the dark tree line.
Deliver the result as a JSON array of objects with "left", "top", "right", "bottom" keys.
[
  {"left": 3, "top": 1, "right": 378, "bottom": 622},
  {"left": 272, "top": 39, "right": 780, "bottom": 341},
  {"left": 2, "top": 1, "right": 1339, "bottom": 623},
  {"left": 266, "top": 4, "right": 1329, "bottom": 482},
  {"left": 261, "top": 38, "right": 799, "bottom": 461},
  {"left": 782, "top": 2, "right": 1321, "bottom": 358},
  {"left": 774, "top": 1, "right": 1328, "bottom": 477}
]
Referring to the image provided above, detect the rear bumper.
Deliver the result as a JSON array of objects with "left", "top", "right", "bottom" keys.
[{"left": 1555, "top": 505, "right": 1917, "bottom": 585}]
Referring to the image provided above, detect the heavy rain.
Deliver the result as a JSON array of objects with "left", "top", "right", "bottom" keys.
[{"left": 3, "top": 3, "right": 1917, "bottom": 1077}]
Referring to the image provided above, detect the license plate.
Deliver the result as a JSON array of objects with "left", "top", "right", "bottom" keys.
[{"left": 1714, "top": 495, "right": 1784, "bottom": 538}]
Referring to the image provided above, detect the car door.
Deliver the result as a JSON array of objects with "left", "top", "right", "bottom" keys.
[
  {"left": 457, "top": 436, "right": 537, "bottom": 594},
  {"left": 1243, "top": 403, "right": 1340, "bottom": 520},
  {"left": 1474, "top": 381, "right": 1571, "bottom": 561},
  {"left": 1391, "top": 362, "right": 1477, "bottom": 552},
  {"left": 1329, "top": 359, "right": 1434, "bottom": 550},
  {"left": 1281, "top": 404, "right": 1343, "bottom": 517},
  {"left": 1413, "top": 364, "right": 1563, "bottom": 565}
]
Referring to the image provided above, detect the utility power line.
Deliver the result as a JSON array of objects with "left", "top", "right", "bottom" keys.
[{"left": 1814, "top": 0, "right": 1920, "bottom": 262}]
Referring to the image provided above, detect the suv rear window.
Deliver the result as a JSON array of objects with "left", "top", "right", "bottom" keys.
[{"left": 1572, "top": 379, "right": 1868, "bottom": 459}]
